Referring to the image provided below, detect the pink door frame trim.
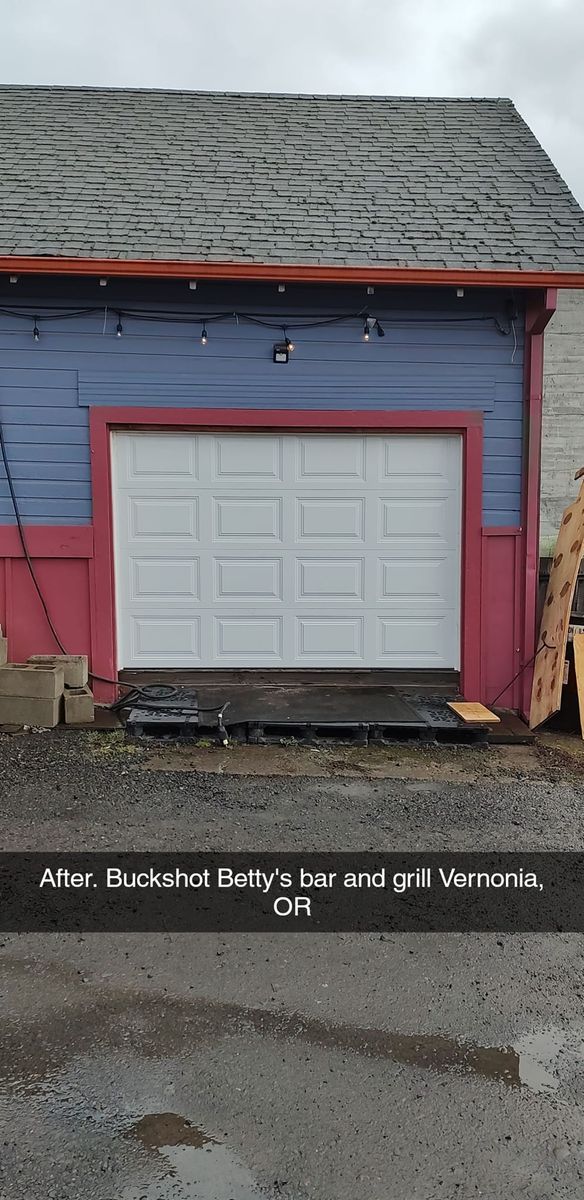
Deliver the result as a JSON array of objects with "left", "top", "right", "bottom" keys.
[{"left": 89, "top": 406, "right": 484, "bottom": 700}]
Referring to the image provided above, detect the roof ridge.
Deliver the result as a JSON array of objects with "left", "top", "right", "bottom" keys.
[{"left": 0, "top": 84, "right": 515, "bottom": 103}]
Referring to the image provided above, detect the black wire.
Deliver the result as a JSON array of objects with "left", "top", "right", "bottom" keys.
[
  {"left": 0, "top": 428, "right": 231, "bottom": 715},
  {"left": 0, "top": 417, "right": 68, "bottom": 655},
  {"left": 110, "top": 684, "right": 229, "bottom": 715},
  {"left": 0, "top": 303, "right": 513, "bottom": 334},
  {"left": 0, "top": 307, "right": 103, "bottom": 322},
  {"left": 0, "top": 420, "right": 175, "bottom": 694},
  {"left": 489, "top": 636, "right": 556, "bottom": 708}
]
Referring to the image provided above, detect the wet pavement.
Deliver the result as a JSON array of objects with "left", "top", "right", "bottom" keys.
[{"left": 1, "top": 730, "right": 584, "bottom": 1198}]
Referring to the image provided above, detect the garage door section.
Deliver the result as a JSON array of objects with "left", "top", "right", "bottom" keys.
[{"left": 112, "top": 431, "right": 462, "bottom": 669}]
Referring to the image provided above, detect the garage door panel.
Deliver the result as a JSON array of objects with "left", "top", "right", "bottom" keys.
[
  {"left": 130, "top": 616, "right": 201, "bottom": 663},
  {"left": 297, "top": 436, "right": 367, "bottom": 482},
  {"left": 379, "top": 497, "right": 456, "bottom": 543},
  {"left": 214, "top": 558, "right": 283, "bottom": 601},
  {"left": 297, "top": 617, "right": 364, "bottom": 659},
  {"left": 297, "top": 558, "right": 365, "bottom": 601},
  {"left": 129, "top": 496, "right": 199, "bottom": 540},
  {"left": 381, "top": 435, "right": 459, "bottom": 488},
  {"left": 131, "top": 557, "right": 200, "bottom": 602},
  {"left": 215, "top": 616, "right": 283, "bottom": 659},
  {"left": 119, "top": 434, "right": 199, "bottom": 485},
  {"left": 214, "top": 497, "right": 283, "bottom": 541},
  {"left": 378, "top": 616, "right": 456, "bottom": 665},
  {"left": 297, "top": 497, "right": 365, "bottom": 541},
  {"left": 112, "top": 432, "right": 462, "bottom": 669},
  {"left": 213, "top": 436, "right": 284, "bottom": 482},
  {"left": 378, "top": 557, "right": 456, "bottom": 604}
]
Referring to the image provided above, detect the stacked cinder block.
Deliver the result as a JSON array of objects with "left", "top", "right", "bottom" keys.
[
  {"left": 0, "top": 661, "right": 65, "bottom": 727},
  {"left": 0, "top": 653, "right": 94, "bottom": 727},
  {"left": 28, "top": 655, "right": 94, "bottom": 725}
]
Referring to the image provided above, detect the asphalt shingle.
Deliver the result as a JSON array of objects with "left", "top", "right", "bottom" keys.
[{"left": 0, "top": 86, "right": 583, "bottom": 271}]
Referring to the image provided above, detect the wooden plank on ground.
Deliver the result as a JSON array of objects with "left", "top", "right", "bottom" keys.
[
  {"left": 447, "top": 701, "right": 501, "bottom": 724},
  {"left": 572, "top": 632, "right": 584, "bottom": 740},
  {"left": 530, "top": 470, "right": 584, "bottom": 730}
]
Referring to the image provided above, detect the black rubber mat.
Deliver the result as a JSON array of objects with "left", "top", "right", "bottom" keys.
[{"left": 215, "top": 685, "right": 426, "bottom": 728}]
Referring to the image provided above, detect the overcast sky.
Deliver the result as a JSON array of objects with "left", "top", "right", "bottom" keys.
[{"left": 1, "top": 0, "right": 583, "bottom": 204}]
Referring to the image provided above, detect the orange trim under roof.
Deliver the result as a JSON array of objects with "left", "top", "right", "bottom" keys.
[{"left": 1, "top": 256, "right": 584, "bottom": 288}]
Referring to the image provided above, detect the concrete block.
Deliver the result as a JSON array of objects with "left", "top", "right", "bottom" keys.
[
  {"left": 64, "top": 685, "right": 95, "bottom": 725},
  {"left": 0, "top": 638, "right": 6, "bottom": 667},
  {"left": 28, "top": 654, "right": 88, "bottom": 688},
  {"left": 0, "top": 663, "right": 64, "bottom": 699},
  {"left": 0, "top": 694, "right": 62, "bottom": 728}
]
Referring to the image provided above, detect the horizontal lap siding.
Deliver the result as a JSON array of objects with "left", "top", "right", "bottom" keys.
[{"left": 0, "top": 285, "right": 524, "bottom": 526}]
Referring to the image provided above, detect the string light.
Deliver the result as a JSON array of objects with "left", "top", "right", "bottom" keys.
[
  {"left": 0, "top": 304, "right": 513, "bottom": 355},
  {"left": 364, "top": 315, "right": 385, "bottom": 340}
]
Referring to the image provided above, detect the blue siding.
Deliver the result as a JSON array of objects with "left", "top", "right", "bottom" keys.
[{"left": 0, "top": 284, "right": 524, "bottom": 526}]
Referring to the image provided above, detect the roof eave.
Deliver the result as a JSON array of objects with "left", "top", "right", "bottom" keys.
[{"left": 1, "top": 255, "right": 584, "bottom": 289}]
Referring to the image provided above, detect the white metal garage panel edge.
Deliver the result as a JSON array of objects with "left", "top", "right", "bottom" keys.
[{"left": 111, "top": 431, "right": 462, "bottom": 669}]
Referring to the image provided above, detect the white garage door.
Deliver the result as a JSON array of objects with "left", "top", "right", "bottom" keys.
[{"left": 112, "top": 431, "right": 461, "bottom": 669}]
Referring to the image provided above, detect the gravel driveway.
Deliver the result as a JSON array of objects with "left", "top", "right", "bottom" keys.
[{"left": 1, "top": 730, "right": 584, "bottom": 1199}]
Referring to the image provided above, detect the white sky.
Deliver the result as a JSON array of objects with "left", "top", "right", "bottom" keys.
[{"left": 1, "top": 0, "right": 583, "bottom": 204}]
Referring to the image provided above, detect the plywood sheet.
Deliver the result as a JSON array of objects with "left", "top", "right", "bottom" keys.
[
  {"left": 447, "top": 701, "right": 500, "bottom": 724},
  {"left": 529, "top": 473, "right": 584, "bottom": 730},
  {"left": 572, "top": 632, "right": 584, "bottom": 740}
]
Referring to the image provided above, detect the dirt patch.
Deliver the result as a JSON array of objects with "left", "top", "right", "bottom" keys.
[{"left": 140, "top": 740, "right": 560, "bottom": 781}]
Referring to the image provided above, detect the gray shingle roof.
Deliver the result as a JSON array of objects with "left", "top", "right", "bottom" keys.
[{"left": 0, "top": 86, "right": 583, "bottom": 271}]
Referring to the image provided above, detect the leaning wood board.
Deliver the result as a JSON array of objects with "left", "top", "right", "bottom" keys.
[
  {"left": 573, "top": 632, "right": 584, "bottom": 740},
  {"left": 447, "top": 702, "right": 500, "bottom": 724},
  {"left": 530, "top": 474, "right": 584, "bottom": 730}
]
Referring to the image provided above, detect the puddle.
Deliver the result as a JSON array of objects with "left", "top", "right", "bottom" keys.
[
  {"left": 515, "top": 1027, "right": 584, "bottom": 1095},
  {"left": 2, "top": 957, "right": 583, "bottom": 1101},
  {"left": 125, "top": 1112, "right": 266, "bottom": 1199}
]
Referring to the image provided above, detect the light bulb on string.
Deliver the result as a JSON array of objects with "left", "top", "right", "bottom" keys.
[
  {"left": 33, "top": 319, "right": 40, "bottom": 342},
  {"left": 201, "top": 325, "right": 208, "bottom": 346},
  {"left": 116, "top": 315, "right": 123, "bottom": 338}
]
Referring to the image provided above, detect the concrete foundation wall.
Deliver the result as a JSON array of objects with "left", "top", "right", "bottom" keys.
[{"left": 542, "top": 289, "right": 584, "bottom": 552}]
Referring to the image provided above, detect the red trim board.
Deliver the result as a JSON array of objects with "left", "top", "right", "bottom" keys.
[
  {"left": 0, "top": 526, "right": 93, "bottom": 558},
  {"left": 88, "top": 407, "right": 484, "bottom": 701},
  {"left": 1, "top": 256, "right": 584, "bottom": 289}
]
